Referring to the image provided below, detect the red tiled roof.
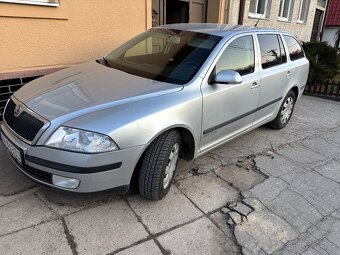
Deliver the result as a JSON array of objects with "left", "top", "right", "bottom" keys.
[{"left": 325, "top": 0, "right": 340, "bottom": 26}]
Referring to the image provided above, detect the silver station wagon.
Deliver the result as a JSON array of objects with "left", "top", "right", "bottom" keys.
[{"left": 0, "top": 24, "right": 309, "bottom": 200}]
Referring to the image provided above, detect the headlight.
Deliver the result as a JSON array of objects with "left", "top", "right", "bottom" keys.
[{"left": 45, "top": 126, "right": 119, "bottom": 153}]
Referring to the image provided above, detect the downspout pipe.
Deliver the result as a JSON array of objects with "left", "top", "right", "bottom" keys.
[
  {"left": 238, "top": 0, "right": 245, "bottom": 25},
  {"left": 226, "top": 0, "right": 231, "bottom": 24},
  {"left": 320, "top": 0, "right": 330, "bottom": 41}
]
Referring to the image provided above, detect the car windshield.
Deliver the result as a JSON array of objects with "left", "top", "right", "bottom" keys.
[{"left": 104, "top": 28, "right": 222, "bottom": 85}]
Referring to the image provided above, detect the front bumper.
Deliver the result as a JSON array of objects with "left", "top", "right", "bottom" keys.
[{"left": 0, "top": 123, "right": 145, "bottom": 193}]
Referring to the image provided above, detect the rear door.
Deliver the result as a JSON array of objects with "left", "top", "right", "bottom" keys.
[
  {"left": 200, "top": 34, "right": 261, "bottom": 153},
  {"left": 253, "top": 33, "right": 292, "bottom": 125}
]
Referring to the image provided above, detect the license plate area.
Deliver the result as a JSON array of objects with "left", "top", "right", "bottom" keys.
[{"left": 0, "top": 131, "right": 24, "bottom": 165}]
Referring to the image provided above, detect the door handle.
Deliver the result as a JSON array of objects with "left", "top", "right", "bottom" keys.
[
  {"left": 251, "top": 82, "right": 260, "bottom": 89},
  {"left": 287, "top": 71, "right": 292, "bottom": 77}
]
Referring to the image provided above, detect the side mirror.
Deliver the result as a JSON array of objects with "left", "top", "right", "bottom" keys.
[{"left": 212, "top": 70, "right": 243, "bottom": 85}]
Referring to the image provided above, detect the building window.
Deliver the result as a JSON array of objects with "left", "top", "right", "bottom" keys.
[
  {"left": 336, "top": 30, "right": 340, "bottom": 49},
  {"left": 249, "top": 0, "right": 271, "bottom": 19},
  {"left": 0, "top": 0, "right": 59, "bottom": 7},
  {"left": 278, "top": 0, "right": 294, "bottom": 21},
  {"left": 297, "top": 0, "right": 310, "bottom": 23}
]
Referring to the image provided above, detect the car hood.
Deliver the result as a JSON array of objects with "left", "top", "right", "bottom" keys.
[{"left": 14, "top": 61, "right": 183, "bottom": 120}]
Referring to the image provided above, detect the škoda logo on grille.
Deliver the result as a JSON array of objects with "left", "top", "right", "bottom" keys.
[{"left": 14, "top": 104, "right": 23, "bottom": 117}]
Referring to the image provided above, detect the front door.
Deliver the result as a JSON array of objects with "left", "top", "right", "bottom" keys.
[
  {"left": 311, "top": 9, "right": 323, "bottom": 41},
  {"left": 200, "top": 34, "right": 261, "bottom": 153},
  {"left": 152, "top": 0, "right": 207, "bottom": 26},
  {"left": 166, "top": 0, "right": 189, "bottom": 24},
  {"left": 190, "top": 0, "right": 207, "bottom": 23}
]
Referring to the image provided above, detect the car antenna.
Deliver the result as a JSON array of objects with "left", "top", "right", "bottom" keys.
[{"left": 254, "top": 13, "right": 264, "bottom": 27}]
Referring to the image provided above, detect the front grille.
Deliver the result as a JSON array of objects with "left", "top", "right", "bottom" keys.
[{"left": 4, "top": 99, "right": 44, "bottom": 142}]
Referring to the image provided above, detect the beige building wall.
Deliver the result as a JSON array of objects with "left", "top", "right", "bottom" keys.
[
  {"left": 0, "top": 0, "right": 152, "bottom": 77},
  {"left": 0, "top": 0, "right": 327, "bottom": 77},
  {"left": 228, "top": 0, "right": 327, "bottom": 42}
]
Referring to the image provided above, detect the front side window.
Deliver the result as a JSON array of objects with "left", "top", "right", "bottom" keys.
[
  {"left": 215, "top": 35, "right": 255, "bottom": 76},
  {"left": 278, "top": 0, "right": 294, "bottom": 21},
  {"left": 258, "top": 34, "right": 287, "bottom": 69},
  {"left": 297, "top": 0, "right": 310, "bottom": 23},
  {"left": 249, "top": 0, "right": 271, "bottom": 18},
  {"left": 0, "top": 0, "right": 59, "bottom": 6},
  {"left": 283, "top": 35, "right": 305, "bottom": 60},
  {"left": 104, "top": 29, "right": 222, "bottom": 85}
]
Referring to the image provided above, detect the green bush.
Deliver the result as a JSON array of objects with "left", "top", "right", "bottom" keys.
[{"left": 302, "top": 41, "right": 340, "bottom": 82}]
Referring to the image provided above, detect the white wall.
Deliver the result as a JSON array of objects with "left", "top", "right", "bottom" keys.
[{"left": 323, "top": 27, "right": 340, "bottom": 47}]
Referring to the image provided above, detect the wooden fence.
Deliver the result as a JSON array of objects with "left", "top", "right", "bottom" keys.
[{"left": 304, "top": 80, "right": 340, "bottom": 101}]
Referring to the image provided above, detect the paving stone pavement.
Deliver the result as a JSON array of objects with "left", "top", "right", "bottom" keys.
[{"left": 0, "top": 96, "right": 339, "bottom": 255}]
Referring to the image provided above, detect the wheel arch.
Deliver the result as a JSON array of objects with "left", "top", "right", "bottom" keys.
[
  {"left": 290, "top": 86, "right": 299, "bottom": 100},
  {"left": 129, "top": 125, "right": 196, "bottom": 190}
]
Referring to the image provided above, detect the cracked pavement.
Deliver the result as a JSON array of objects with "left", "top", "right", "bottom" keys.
[{"left": 0, "top": 95, "right": 339, "bottom": 255}]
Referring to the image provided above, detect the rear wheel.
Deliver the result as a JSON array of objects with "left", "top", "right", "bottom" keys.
[
  {"left": 138, "top": 130, "right": 181, "bottom": 200},
  {"left": 268, "top": 91, "right": 296, "bottom": 129}
]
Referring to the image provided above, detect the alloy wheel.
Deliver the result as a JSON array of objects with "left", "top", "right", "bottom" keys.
[
  {"left": 163, "top": 143, "right": 180, "bottom": 189},
  {"left": 280, "top": 97, "right": 294, "bottom": 124}
]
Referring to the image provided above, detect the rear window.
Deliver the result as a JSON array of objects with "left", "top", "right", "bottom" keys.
[
  {"left": 257, "top": 34, "right": 287, "bottom": 69},
  {"left": 283, "top": 35, "right": 305, "bottom": 61}
]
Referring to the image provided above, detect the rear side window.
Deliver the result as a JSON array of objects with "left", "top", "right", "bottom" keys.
[
  {"left": 283, "top": 35, "right": 305, "bottom": 61},
  {"left": 215, "top": 35, "right": 255, "bottom": 76},
  {"left": 257, "top": 34, "right": 287, "bottom": 69}
]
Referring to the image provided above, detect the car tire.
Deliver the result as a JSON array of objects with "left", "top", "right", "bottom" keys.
[
  {"left": 138, "top": 130, "right": 181, "bottom": 200},
  {"left": 268, "top": 91, "right": 296, "bottom": 130}
]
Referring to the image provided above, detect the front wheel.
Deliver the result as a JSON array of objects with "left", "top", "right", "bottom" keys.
[
  {"left": 268, "top": 91, "right": 296, "bottom": 129},
  {"left": 138, "top": 130, "right": 181, "bottom": 200}
]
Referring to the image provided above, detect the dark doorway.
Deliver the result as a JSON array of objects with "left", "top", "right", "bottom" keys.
[
  {"left": 311, "top": 9, "right": 323, "bottom": 41},
  {"left": 166, "top": 0, "right": 189, "bottom": 24}
]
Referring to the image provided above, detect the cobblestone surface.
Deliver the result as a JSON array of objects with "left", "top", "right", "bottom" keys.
[{"left": 0, "top": 96, "right": 339, "bottom": 254}]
